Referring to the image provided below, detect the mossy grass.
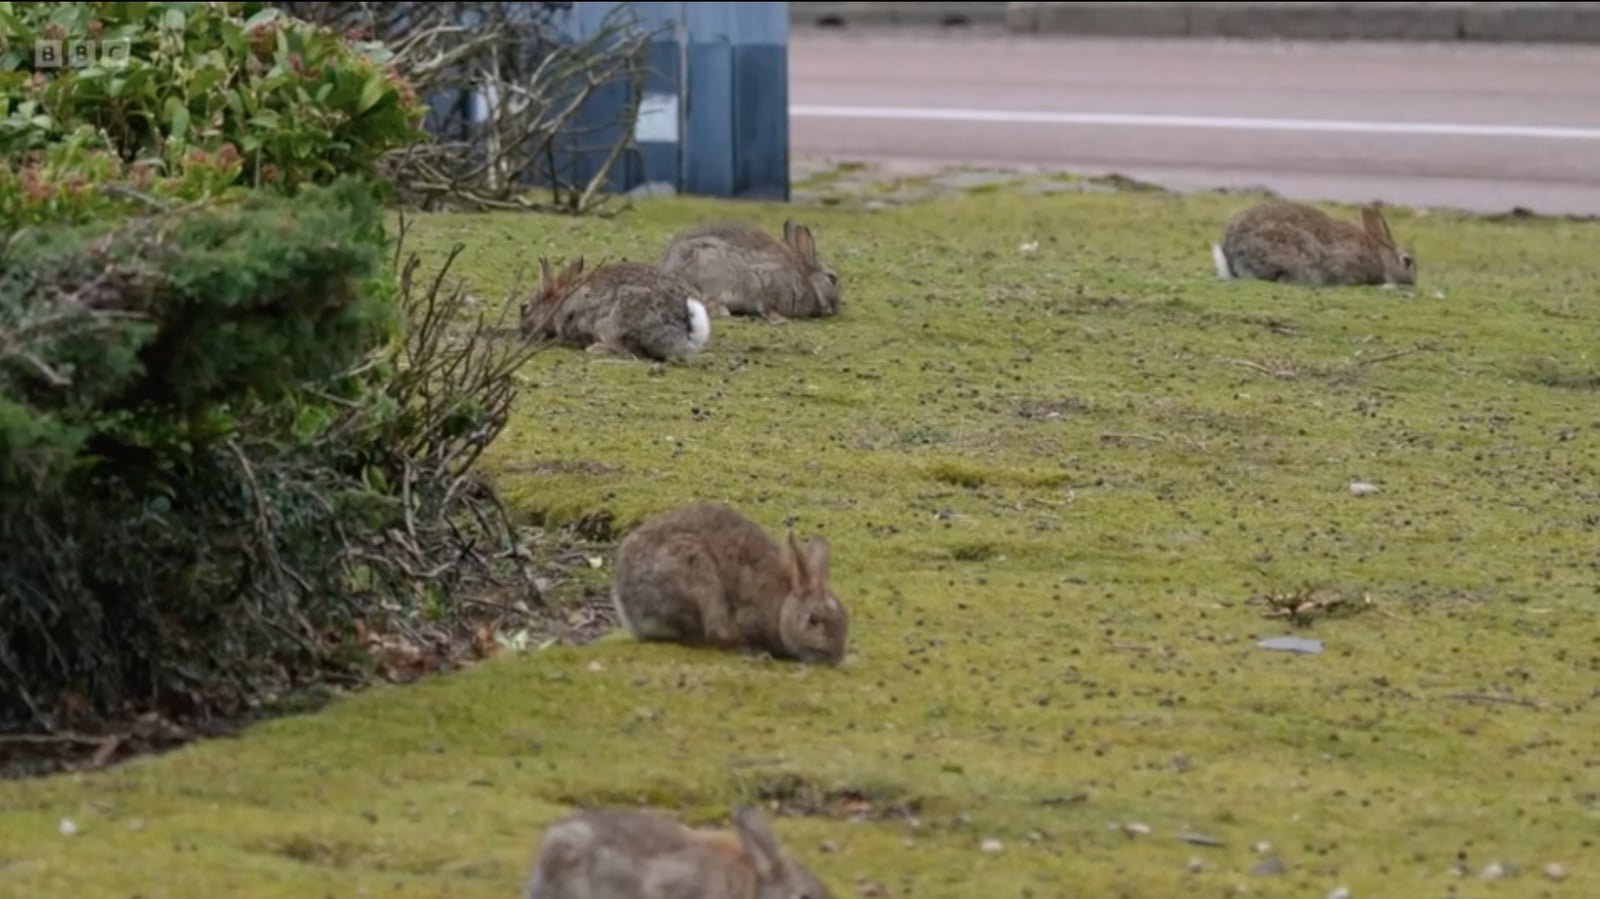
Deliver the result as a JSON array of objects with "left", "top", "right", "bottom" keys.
[{"left": 2, "top": 185, "right": 1596, "bottom": 898}]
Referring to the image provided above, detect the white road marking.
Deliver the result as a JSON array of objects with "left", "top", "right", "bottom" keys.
[{"left": 788, "top": 105, "right": 1600, "bottom": 141}]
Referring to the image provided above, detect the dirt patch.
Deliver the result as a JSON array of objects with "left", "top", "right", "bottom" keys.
[
  {"left": 1014, "top": 396, "right": 1093, "bottom": 421},
  {"left": 1514, "top": 356, "right": 1600, "bottom": 391},
  {"left": 501, "top": 458, "right": 622, "bottom": 478},
  {"left": 255, "top": 834, "right": 364, "bottom": 868},
  {"left": 745, "top": 771, "right": 924, "bottom": 822}
]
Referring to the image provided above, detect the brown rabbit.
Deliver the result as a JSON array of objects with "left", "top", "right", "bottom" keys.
[
  {"left": 520, "top": 257, "right": 712, "bottom": 361},
  {"left": 609, "top": 501, "right": 849, "bottom": 666},
  {"left": 659, "top": 219, "right": 841, "bottom": 324},
  {"left": 524, "top": 805, "right": 836, "bottom": 899},
  {"left": 1211, "top": 200, "right": 1417, "bottom": 287}
]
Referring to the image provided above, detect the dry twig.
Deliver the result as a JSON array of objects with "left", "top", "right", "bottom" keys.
[{"left": 285, "top": 2, "right": 663, "bottom": 214}]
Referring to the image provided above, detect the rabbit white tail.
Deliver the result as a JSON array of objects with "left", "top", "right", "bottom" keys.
[
  {"left": 686, "top": 298, "right": 712, "bottom": 351},
  {"left": 1210, "top": 243, "right": 1234, "bottom": 280}
]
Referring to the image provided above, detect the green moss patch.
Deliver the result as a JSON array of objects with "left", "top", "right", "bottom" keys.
[{"left": 2, "top": 188, "right": 1597, "bottom": 898}]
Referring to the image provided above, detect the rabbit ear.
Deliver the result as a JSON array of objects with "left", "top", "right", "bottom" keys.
[
  {"left": 805, "top": 536, "right": 830, "bottom": 587},
  {"left": 537, "top": 257, "right": 555, "bottom": 294},
  {"left": 782, "top": 218, "right": 797, "bottom": 246},
  {"left": 785, "top": 530, "right": 810, "bottom": 589},
  {"left": 732, "top": 806, "right": 786, "bottom": 881},
  {"left": 561, "top": 256, "right": 586, "bottom": 281},
  {"left": 1361, "top": 205, "right": 1395, "bottom": 249},
  {"left": 792, "top": 225, "right": 818, "bottom": 266}
]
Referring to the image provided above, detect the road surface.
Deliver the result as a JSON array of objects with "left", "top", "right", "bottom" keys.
[{"left": 787, "top": 29, "right": 1600, "bottom": 216}]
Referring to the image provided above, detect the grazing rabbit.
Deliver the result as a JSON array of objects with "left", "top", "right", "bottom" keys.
[
  {"left": 520, "top": 256, "right": 712, "bottom": 361},
  {"left": 1211, "top": 200, "right": 1416, "bottom": 287},
  {"left": 659, "top": 219, "right": 841, "bottom": 324},
  {"left": 609, "top": 501, "right": 849, "bottom": 666},
  {"left": 525, "top": 805, "right": 836, "bottom": 899}
]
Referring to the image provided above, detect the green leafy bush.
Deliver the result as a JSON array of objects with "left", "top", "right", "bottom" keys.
[
  {"left": 0, "top": 0, "right": 427, "bottom": 226},
  {"left": 0, "top": 177, "right": 395, "bottom": 491},
  {"left": 0, "top": 179, "right": 389, "bottom": 721},
  {"left": 0, "top": 4, "right": 547, "bottom": 746}
]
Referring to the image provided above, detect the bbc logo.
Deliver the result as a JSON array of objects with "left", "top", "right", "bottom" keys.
[{"left": 34, "top": 38, "right": 132, "bottom": 70}]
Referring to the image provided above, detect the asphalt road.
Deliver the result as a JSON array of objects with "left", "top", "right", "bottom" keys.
[{"left": 788, "top": 29, "right": 1600, "bottom": 216}]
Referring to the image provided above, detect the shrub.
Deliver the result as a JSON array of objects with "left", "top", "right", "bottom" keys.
[
  {"left": 0, "top": 178, "right": 548, "bottom": 736},
  {"left": 0, "top": 176, "right": 394, "bottom": 491},
  {"left": 0, "top": 4, "right": 548, "bottom": 745},
  {"left": 0, "top": 181, "right": 380, "bottom": 716},
  {"left": 0, "top": 0, "right": 427, "bottom": 227}
]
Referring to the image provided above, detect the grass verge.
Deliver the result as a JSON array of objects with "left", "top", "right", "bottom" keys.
[{"left": 1, "top": 183, "right": 1596, "bottom": 899}]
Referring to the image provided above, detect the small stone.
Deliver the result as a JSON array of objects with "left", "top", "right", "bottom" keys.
[
  {"left": 1187, "top": 857, "right": 1205, "bottom": 873},
  {"left": 1120, "top": 822, "right": 1152, "bottom": 837},
  {"left": 820, "top": 839, "right": 838, "bottom": 854},
  {"left": 1327, "top": 888, "right": 1351, "bottom": 899},
  {"left": 1251, "top": 841, "right": 1273, "bottom": 854},
  {"left": 1544, "top": 863, "right": 1567, "bottom": 882},
  {"left": 855, "top": 879, "right": 889, "bottom": 898},
  {"left": 586, "top": 661, "right": 604, "bottom": 672},
  {"left": 126, "top": 818, "right": 145, "bottom": 832},
  {"left": 1251, "top": 856, "right": 1287, "bottom": 876},
  {"left": 1349, "top": 481, "right": 1380, "bottom": 496},
  {"left": 980, "top": 838, "right": 1003, "bottom": 853},
  {"left": 58, "top": 818, "right": 79, "bottom": 837},
  {"left": 1481, "top": 862, "right": 1505, "bottom": 880}
]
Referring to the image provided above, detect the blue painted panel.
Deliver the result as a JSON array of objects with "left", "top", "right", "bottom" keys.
[
  {"left": 731, "top": 43, "right": 789, "bottom": 200},
  {"left": 683, "top": 42, "right": 734, "bottom": 197},
  {"left": 632, "top": 40, "right": 684, "bottom": 190},
  {"left": 683, "top": 2, "right": 788, "bottom": 45},
  {"left": 432, "top": 1, "right": 791, "bottom": 201},
  {"left": 422, "top": 90, "right": 467, "bottom": 142},
  {"left": 553, "top": 1, "right": 677, "bottom": 42}
]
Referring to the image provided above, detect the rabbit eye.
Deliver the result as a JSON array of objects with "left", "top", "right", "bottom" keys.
[
  {"left": 825, "top": 272, "right": 838, "bottom": 286},
  {"left": 806, "top": 613, "right": 820, "bottom": 628}
]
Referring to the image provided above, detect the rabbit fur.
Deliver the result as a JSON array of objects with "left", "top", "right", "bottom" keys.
[
  {"left": 525, "top": 805, "right": 836, "bottom": 899},
  {"left": 520, "top": 257, "right": 712, "bottom": 361},
  {"left": 609, "top": 501, "right": 850, "bottom": 666},
  {"left": 659, "top": 219, "right": 841, "bottom": 324},
  {"left": 1211, "top": 201, "right": 1416, "bottom": 287}
]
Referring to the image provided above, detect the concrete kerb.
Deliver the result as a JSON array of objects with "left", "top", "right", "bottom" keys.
[{"left": 1002, "top": 2, "right": 1600, "bottom": 44}]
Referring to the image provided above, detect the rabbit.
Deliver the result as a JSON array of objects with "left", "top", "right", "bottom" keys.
[
  {"left": 659, "top": 219, "right": 841, "bottom": 324},
  {"left": 609, "top": 501, "right": 849, "bottom": 666},
  {"left": 519, "top": 256, "right": 712, "bottom": 361},
  {"left": 525, "top": 804, "right": 836, "bottom": 899},
  {"left": 1210, "top": 200, "right": 1416, "bottom": 287}
]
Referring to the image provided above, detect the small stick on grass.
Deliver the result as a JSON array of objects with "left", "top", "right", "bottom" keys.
[
  {"left": 1220, "top": 357, "right": 1297, "bottom": 379},
  {"left": 1444, "top": 692, "right": 1546, "bottom": 710},
  {"left": 1352, "top": 346, "right": 1426, "bottom": 367}
]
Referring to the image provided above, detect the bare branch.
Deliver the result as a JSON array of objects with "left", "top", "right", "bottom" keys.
[{"left": 341, "top": 1, "right": 666, "bottom": 215}]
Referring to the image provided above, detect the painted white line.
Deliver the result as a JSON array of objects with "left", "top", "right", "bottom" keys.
[{"left": 788, "top": 104, "right": 1600, "bottom": 141}]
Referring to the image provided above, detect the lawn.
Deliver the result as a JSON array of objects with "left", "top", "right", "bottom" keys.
[{"left": 1, "top": 176, "right": 1596, "bottom": 899}]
